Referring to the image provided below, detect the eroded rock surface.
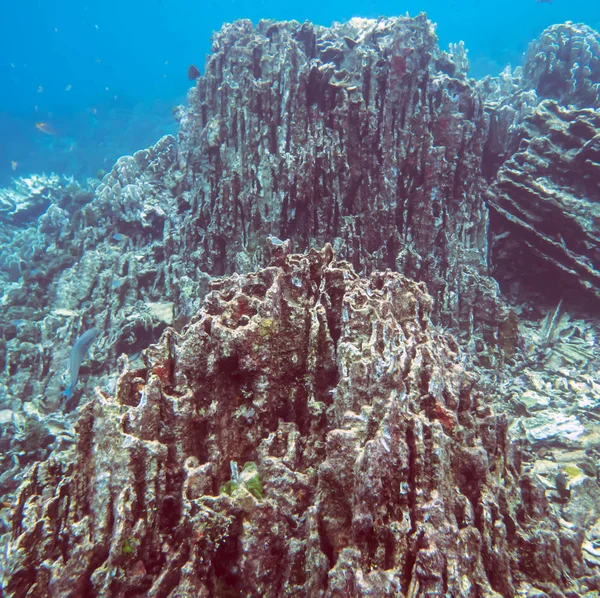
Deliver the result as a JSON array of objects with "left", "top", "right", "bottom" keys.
[
  {"left": 0, "top": 15, "right": 515, "bottom": 503},
  {"left": 175, "top": 16, "right": 504, "bottom": 333},
  {"left": 1, "top": 245, "right": 596, "bottom": 597},
  {"left": 486, "top": 101, "right": 600, "bottom": 301}
]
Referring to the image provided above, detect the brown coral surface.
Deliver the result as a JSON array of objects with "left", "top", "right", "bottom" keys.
[
  {"left": 1, "top": 245, "right": 593, "bottom": 597},
  {"left": 486, "top": 101, "right": 600, "bottom": 300},
  {"left": 174, "top": 15, "right": 503, "bottom": 332}
]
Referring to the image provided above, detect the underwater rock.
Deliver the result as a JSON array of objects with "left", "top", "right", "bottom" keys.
[
  {"left": 0, "top": 15, "right": 521, "bottom": 504},
  {"left": 478, "top": 66, "right": 539, "bottom": 178},
  {"left": 0, "top": 245, "right": 596, "bottom": 597},
  {"left": 486, "top": 100, "right": 600, "bottom": 301},
  {"left": 523, "top": 22, "right": 600, "bottom": 109},
  {"left": 0, "top": 135, "right": 184, "bottom": 498},
  {"left": 2, "top": 16, "right": 600, "bottom": 595},
  {"left": 0, "top": 174, "right": 91, "bottom": 227},
  {"left": 176, "top": 15, "right": 506, "bottom": 333},
  {"left": 482, "top": 22, "right": 600, "bottom": 180}
]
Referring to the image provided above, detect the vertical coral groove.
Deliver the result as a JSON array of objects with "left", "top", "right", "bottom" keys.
[{"left": 2, "top": 244, "right": 589, "bottom": 596}]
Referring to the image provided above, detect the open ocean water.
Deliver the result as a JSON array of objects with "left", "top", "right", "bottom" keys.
[{"left": 0, "top": 0, "right": 598, "bottom": 186}]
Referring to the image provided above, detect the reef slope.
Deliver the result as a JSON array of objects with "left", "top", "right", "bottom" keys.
[{"left": 1, "top": 245, "right": 594, "bottom": 597}]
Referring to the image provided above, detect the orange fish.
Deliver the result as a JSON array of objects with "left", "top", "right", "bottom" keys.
[{"left": 35, "top": 122, "right": 56, "bottom": 135}]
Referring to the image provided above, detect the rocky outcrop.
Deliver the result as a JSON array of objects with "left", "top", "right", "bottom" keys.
[
  {"left": 486, "top": 100, "right": 600, "bottom": 301},
  {"left": 175, "top": 16, "right": 505, "bottom": 333},
  {"left": 1, "top": 244, "right": 596, "bottom": 597},
  {"left": 0, "top": 136, "right": 181, "bottom": 497},
  {"left": 0, "top": 15, "right": 516, "bottom": 502},
  {"left": 477, "top": 22, "right": 600, "bottom": 303},
  {"left": 482, "top": 22, "right": 600, "bottom": 179},
  {"left": 523, "top": 22, "right": 600, "bottom": 109},
  {"left": 2, "top": 15, "right": 600, "bottom": 598}
]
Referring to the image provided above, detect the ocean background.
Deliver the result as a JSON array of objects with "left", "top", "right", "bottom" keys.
[{"left": 0, "top": 0, "right": 598, "bottom": 187}]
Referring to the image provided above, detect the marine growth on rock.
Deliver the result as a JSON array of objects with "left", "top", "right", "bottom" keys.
[
  {"left": 2, "top": 243, "right": 595, "bottom": 597},
  {"left": 0, "top": 13, "right": 600, "bottom": 598}
]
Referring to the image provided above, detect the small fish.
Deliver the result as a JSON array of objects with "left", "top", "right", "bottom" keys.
[
  {"left": 53, "top": 308, "right": 78, "bottom": 317},
  {"left": 35, "top": 122, "right": 56, "bottom": 135},
  {"left": 188, "top": 64, "right": 200, "bottom": 80},
  {"left": 36, "top": 85, "right": 43, "bottom": 93},
  {"left": 63, "top": 327, "right": 99, "bottom": 399},
  {"left": 536, "top": 0, "right": 551, "bottom": 3},
  {"left": 112, "top": 232, "right": 128, "bottom": 241},
  {"left": 65, "top": 84, "right": 72, "bottom": 91},
  {"left": 10, "top": 63, "right": 15, "bottom": 68},
  {"left": 10, "top": 160, "right": 17, "bottom": 171}
]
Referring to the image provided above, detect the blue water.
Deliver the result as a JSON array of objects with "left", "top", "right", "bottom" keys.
[{"left": 0, "top": 0, "right": 598, "bottom": 186}]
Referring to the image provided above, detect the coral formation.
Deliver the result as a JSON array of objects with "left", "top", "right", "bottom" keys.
[
  {"left": 482, "top": 22, "right": 600, "bottom": 178},
  {"left": 0, "top": 15, "right": 515, "bottom": 504},
  {"left": 0, "top": 174, "right": 91, "bottom": 226},
  {"left": 0, "top": 14, "right": 600, "bottom": 598},
  {"left": 175, "top": 16, "right": 505, "bottom": 333},
  {"left": 2, "top": 244, "right": 596, "bottom": 596},
  {"left": 486, "top": 100, "right": 600, "bottom": 300},
  {"left": 522, "top": 22, "right": 600, "bottom": 109}
]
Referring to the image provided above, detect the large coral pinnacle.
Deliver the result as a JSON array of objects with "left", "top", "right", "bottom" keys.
[
  {"left": 174, "top": 15, "right": 505, "bottom": 333},
  {"left": 1, "top": 244, "right": 593, "bottom": 597}
]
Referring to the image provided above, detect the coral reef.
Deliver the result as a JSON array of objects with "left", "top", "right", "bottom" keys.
[
  {"left": 486, "top": 100, "right": 600, "bottom": 301},
  {"left": 0, "top": 15, "right": 516, "bottom": 504},
  {"left": 481, "top": 22, "right": 600, "bottom": 178},
  {"left": 1, "top": 14, "right": 600, "bottom": 598},
  {"left": 0, "top": 137, "right": 181, "bottom": 498},
  {"left": 522, "top": 22, "right": 600, "bottom": 109},
  {"left": 175, "top": 16, "right": 505, "bottom": 333},
  {"left": 2, "top": 244, "right": 597, "bottom": 597},
  {"left": 0, "top": 174, "right": 91, "bottom": 227}
]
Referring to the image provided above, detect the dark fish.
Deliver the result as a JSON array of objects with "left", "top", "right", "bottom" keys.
[{"left": 188, "top": 64, "right": 200, "bottom": 80}]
